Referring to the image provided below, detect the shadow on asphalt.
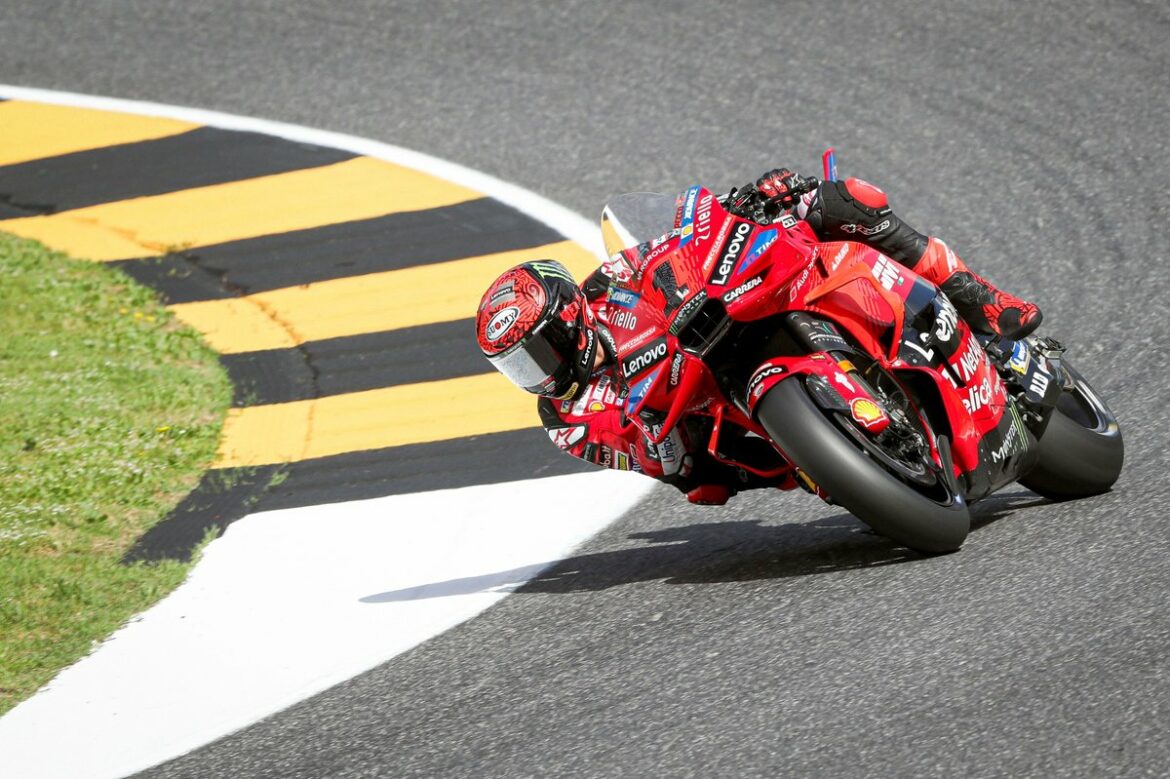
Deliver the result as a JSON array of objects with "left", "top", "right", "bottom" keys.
[{"left": 362, "top": 490, "right": 1045, "bottom": 602}]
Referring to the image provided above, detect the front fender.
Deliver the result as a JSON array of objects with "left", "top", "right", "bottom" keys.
[{"left": 745, "top": 353, "right": 891, "bottom": 433}]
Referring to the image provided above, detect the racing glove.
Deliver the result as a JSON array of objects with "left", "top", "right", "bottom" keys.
[{"left": 756, "top": 168, "right": 819, "bottom": 209}]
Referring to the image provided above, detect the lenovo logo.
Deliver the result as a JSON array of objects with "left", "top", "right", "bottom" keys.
[
  {"left": 710, "top": 221, "right": 752, "bottom": 286},
  {"left": 622, "top": 337, "right": 668, "bottom": 378}
]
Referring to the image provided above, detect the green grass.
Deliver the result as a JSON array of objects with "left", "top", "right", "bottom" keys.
[{"left": 0, "top": 233, "right": 231, "bottom": 716}]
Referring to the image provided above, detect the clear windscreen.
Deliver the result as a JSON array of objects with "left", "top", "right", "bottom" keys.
[{"left": 599, "top": 192, "right": 678, "bottom": 256}]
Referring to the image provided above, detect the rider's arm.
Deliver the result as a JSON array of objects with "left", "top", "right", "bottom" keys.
[
  {"left": 537, "top": 390, "right": 683, "bottom": 480},
  {"left": 538, "top": 390, "right": 761, "bottom": 505}
]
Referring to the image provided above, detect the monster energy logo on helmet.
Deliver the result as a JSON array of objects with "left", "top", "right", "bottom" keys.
[{"left": 529, "top": 261, "right": 576, "bottom": 283}]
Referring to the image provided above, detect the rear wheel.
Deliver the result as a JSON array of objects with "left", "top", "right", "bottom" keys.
[
  {"left": 1019, "top": 363, "right": 1123, "bottom": 500},
  {"left": 757, "top": 377, "right": 970, "bottom": 554}
]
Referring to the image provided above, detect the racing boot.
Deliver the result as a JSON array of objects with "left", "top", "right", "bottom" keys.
[{"left": 912, "top": 237, "right": 1043, "bottom": 340}]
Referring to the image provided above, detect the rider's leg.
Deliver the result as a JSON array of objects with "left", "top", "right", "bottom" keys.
[
  {"left": 912, "top": 236, "right": 1043, "bottom": 340},
  {"left": 801, "top": 178, "right": 1042, "bottom": 339}
]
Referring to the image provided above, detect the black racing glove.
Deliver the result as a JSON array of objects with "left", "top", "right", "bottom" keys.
[{"left": 755, "top": 168, "right": 819, "bottom": 209}]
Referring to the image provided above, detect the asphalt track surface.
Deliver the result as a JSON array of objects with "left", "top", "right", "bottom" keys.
[{"left": 3, "top": 1, "right": 1169, "bottom": 776}]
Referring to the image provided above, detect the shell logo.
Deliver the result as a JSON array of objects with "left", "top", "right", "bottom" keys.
[{"left": 850, "top": 397, "right": 887, "bottom": 429}]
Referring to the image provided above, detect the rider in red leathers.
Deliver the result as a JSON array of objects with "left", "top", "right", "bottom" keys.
[{"left": 476, "top": 169, "right": 1041, "bottom": 504}]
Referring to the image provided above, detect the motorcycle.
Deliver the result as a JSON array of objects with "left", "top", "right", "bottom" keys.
[{"left": 596, "top": 163, "right": 1123, "bottom": 553}]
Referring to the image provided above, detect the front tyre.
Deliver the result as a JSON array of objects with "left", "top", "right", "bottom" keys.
[
  {"left": 1019, "top": 363, "right": 1123, "bottom": 500},
  {"left": 757, "top": 378, "right": 970, "bottom": 554}
]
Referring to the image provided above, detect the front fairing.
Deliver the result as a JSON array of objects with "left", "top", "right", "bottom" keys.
[{"left": 599, "top": 187, "right": 814, "bottom": 441}]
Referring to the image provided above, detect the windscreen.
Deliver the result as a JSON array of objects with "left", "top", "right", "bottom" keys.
[{"left": 599, "top": 192, "right": 678, "bottom": 256}]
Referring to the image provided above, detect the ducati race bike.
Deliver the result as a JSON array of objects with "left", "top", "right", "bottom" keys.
[{"left": 597, "top": 163, "right": 1123, "bottom": 553}]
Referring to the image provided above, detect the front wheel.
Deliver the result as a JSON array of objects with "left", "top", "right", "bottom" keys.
[
  {"left": 1019, "top": 363, "right": 1123, "bottom": 500},
  {"left": 757, "top": 378, "right": 970, "bottom": 554}
]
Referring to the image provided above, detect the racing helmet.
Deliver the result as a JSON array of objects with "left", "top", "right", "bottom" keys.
[{"left": 476, "top": 260, "right": 599, "bottom": 400}]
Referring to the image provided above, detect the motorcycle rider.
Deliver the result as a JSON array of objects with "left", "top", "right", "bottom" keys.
[{"left": 475, "top": 169, "right": 1042, "bottom": 504}]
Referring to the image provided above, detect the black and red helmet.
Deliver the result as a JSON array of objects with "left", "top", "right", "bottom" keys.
[{"left": 476, "top": 260, "right": 599, "bottom": 400}]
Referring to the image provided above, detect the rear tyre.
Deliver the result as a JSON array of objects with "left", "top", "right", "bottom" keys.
[
  {"left": 757, "top": 378, "right": 970, "bottom": 554},
  {"left": 1019, "top": 363, "right": 1123, "bottom": 500}
]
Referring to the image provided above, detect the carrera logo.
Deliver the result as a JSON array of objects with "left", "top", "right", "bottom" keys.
[
  {"left": 485, "top": 306, "right": 520, "bottom": 342},
  {"left": 722, "top": 275, "right": 763, "bottom": 303},
  {"left": 668, "top": 352, "right": 684, "bottom": 387},
  {"left": 710, "top": 221, "right": 752, "bottom": 286},
  {"left": 622, "top": 337, "right": 668, "bottom": 379}
]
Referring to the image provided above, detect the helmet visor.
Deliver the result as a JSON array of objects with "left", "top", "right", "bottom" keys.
[{"left": 487, "top": 318, "right": 576, "bottom": 396}]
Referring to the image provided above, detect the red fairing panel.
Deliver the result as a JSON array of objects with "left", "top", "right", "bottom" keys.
[{"left": 538, "top": 373, "right": 687, "bottom": 478}]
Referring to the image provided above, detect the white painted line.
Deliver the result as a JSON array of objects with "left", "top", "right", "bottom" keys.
[
  {"left": 0, "top": 472, "right": 653, "bottom": 779},
  {"left": 0, "top": 88, "right": 651, "bottom": 778}
]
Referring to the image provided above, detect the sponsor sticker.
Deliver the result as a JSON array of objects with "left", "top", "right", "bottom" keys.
[
  {"left": 1009, "top": 341, "right": 1031, "bottom": 374},
  {"left": 569, "top": 374, "right": 617, "bottom": 416},
  {"left": 668, "top": 352, "right": 685, "bottom": 387},
  {"left": 709, "top": 221, "right": 753, "bottom": 287},
  {"left": 841, "top": 219, "right": 891, "bottom": 236},
  {"left": 485, "top": 306, "right": 520, "bottom": 342},
  {"left": 870, "top": 255, "right": 904, "bottom": 291},
  {"left": 610, "top": 309, "right": 639, "bottom": 331},
  {"left": 621, "top": 336, "right": 669, "bottom": 379},
  {"left": 624, "top": 369, "right": 659, "bottom": 414},
  {"left": 608, "top": 287, "right": 640, "bottom": 309},
  {"left": 849, "top": 398, "right": 886, "bottom": 429},
  {"left": 529, "top": 261, "right": 575, "bottom": 283},
  {"left": 722, "top": 275, "right": 763, "bottom": 304},
  {"left": 747, "top": 364, "right": 787, "bottom": 401},
  {"left": 488, "top": 280, "right": 515, "bottom": 307},
  {"left": 678, "top": 186, "right": 701, "bottom": 247},
  {"left": 935, "top": 297, "right": 959, "bottom": 342},
  {"left": 737, "top": 228, "right": 777, "bottom": 275},
  {"left": 548, "top": 425, "right": 587, "bottom": 449},
  {"left": 668, "top": 290, "right": 708, "bottom": 335}
]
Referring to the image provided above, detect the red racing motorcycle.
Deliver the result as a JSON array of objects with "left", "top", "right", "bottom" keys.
[{"left": 598, "top": 175, "right": 1123, "bottom": 553}]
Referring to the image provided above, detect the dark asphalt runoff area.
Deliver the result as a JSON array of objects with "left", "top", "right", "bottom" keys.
[{"left": 4, "top": 1, "right": 1168, "bottom": 776}]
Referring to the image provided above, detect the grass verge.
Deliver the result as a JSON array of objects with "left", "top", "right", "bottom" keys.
[{"left": 0, "top": 233, "right": 231, "bottom": 716}]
